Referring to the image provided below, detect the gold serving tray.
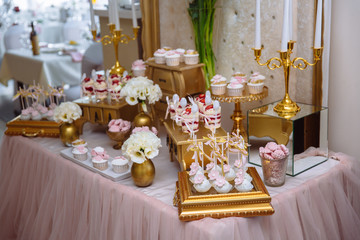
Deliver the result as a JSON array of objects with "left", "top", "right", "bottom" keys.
[
  {"left": 174, "top": 167, "right": 274, "bottom": 221},
  {"left": 5, "top": 116, "right": 61, "bottom": 137}
]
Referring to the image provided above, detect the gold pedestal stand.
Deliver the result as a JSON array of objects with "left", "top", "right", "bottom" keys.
[
  {"left": 92, "top": 24, "right": 140, "bottom": 76},
  {"left": 252, "top": 41, "right": 322, "bottom": 117},
  {"left": 212, "top": 86, "right": 268, "bottom": 140}
]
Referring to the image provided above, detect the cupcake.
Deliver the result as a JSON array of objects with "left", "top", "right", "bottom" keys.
[
  {"left": 213, "top": 176, "right": 233, "bottom": 193},
  {"left": 165, "top": 51, "right": 180, "bottom": 66},
  {"left": 154, "top": 49, "right": 166, "bottom": 64},
  {"left": 112, "top": 156, "right": 129, "bottom": 173},
  {"left": 210, "top": 74, "right": 227, "bottom": 95},
  {"left": 184, "top": 49, "right": 199, "bottom": 65},
  {"left": 20, "top": 108, "right": 31, "bottom": 120},
  {"left": 72, "top": 138, "right": 88, "bottom": 148},
  {"left": 72, "top": 146, "right": 88, "bottom": 161},
  {"left": 131, "top": 59, "right": 146, "bottom": 77},
  {"left": 231, "top": 72, "right": 247, "bottom": 83},
  {"left": 248, "top": 72, "right": 265, "bottom": 94},
  {"left": 175, "top": 48, "right": 185, "bottom": 62},
  {"left": 203, "top": 100, "right": 221, "bottom": 130},
  {"left": 91, "top": 147, "right": 109, "bottom": 171},
  {"left": 193, "top": 173, "right": 212, "bottom": 193},
  {"left": 227, "top": 81, "right": 244, "bottom": 96}
]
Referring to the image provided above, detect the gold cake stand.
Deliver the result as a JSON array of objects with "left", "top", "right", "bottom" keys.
[{"left": 212, "top": 86, "right": 268, "bottom": 140}]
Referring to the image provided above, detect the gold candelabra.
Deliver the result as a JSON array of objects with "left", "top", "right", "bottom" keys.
[
  {"left": 92, "top": 24, "right": 140, "bottom": 76},
  {"left": 252, "top": 41, "right": 323, "bottom": 115}
]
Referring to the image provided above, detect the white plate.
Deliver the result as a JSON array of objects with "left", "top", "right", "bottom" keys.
[{"left": 60, "top": 148, "right": 131, "bottom": 181}]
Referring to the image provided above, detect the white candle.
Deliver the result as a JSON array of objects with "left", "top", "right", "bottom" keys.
[
  {"left": 108, "top": 0, "right": 114, "bottom": 24},
  {"left": 254, "top": 0, "right": 261, "bottom": 49},
  {"left": 89, "top": 0, "right": 96, "bottom": 31},
  {"left": 281, "top": 0, "right": 290, "bottom": 52},
  {"left": 131, "top": 0, "right": 138, "bottom": 28},
  {"left": 289, "top": 0, "right": 293, "bottom": 40},
  {"left": 314, "top": 0, "right": 322, "bottom": 48},
  {"left": 113, "top": 0, "right": 121, "bottom": 30}
]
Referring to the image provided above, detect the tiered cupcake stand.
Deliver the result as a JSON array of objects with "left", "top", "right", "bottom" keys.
[{"left": 211, "top": 86, "right": 268, "bottom": 140}]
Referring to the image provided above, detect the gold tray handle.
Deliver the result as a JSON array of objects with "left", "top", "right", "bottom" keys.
[{"left": 22, "top": 129, "right": 44, "bottom": 137}]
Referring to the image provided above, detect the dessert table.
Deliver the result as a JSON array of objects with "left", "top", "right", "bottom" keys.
[
  {"left": 0, "top": 124, "right": 359, "bottom": 240},
  {"left": 0, "top": 45, "right": 86, "bottom": 87}
]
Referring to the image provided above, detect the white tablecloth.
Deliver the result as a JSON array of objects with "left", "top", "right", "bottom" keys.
[{"left": 0, "top": 48, "right": 82, "bottom": 87}]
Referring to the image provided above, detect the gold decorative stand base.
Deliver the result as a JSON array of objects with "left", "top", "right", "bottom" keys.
[
  {"left": 273, "top": 93, "right": 300, "bottom": 114},
  {"left": 174, "top": 167, "right": 274, "bottom": 221},
  {"left": 212, "top": 86, "right": 268, "bottom": 140}
]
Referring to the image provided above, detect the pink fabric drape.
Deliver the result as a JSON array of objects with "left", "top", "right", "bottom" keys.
[{"left": 0, "top": 135, "right": 359, "bottom": 240}]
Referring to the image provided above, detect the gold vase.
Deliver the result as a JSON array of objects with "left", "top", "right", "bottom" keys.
[
  {"left": 59, "top": 122, "right": 80, "bottom": 147},
  {"left": 131, "top": 158, "right": 155, "bottom": 187},
  {"left": 133, "top": 102, "right": 152, "bottom": 127}
]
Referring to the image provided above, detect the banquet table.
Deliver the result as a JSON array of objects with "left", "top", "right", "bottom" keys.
[
  {"left": 0, "top": 124, "right": 359, "bottom": 240},
  {"left": 0, "top": 46, "right": 84, "bottom": 87}
]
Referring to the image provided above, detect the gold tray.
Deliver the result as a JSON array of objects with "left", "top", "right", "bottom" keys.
[
  {"left": 174, "top": 167, "right": 274, "bottom": 221},
  {"left": 5, "top": 116, "right": 61, "bottom": 137}
]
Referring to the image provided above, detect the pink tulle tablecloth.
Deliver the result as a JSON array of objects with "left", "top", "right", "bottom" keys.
[{"left": 0, "top": 124, "right": 359, "bottom": 240}]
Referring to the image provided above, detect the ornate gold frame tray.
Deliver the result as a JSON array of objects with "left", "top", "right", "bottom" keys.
[
  {"left": 5, "top": 116, "right": 61, "bottom": 137},
  {"left": 174, "top": 167, "right": 274, "bottom": 221},
  {"left": 60, "top": 148, "right": 131, "bottom": 182}
]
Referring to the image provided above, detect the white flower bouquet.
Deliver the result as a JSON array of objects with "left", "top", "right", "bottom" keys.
[
  {"left": 53, "top": 102, "right": 82, "bottom": 123},
  {"left": 120, "top": 76, "right": 162, "bottom": 111},
  {"left": 121, "top": 130, "right": 162, "bottom": 164}
]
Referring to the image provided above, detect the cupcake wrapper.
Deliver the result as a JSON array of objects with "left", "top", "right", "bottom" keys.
[
  {"left": 184, "top": 55, "right": 199, "bottom": 65},
  {"left": 132, "top": 69, "right": 146, "bottom": 77},
  {"left": 73, "top": 153, "right": 88, "bottom": 161},
  {"left": 112, "top": 164, "right": 129, "bottom": 174},
  {"left": 211, "top": 85, "right": 227, "bottom": 95},
  {"left": 248, "top": 83, "right": 264, "bottom": 94},
  {"left": 166, "top": 57, "right": 180, "bottom": 66},
  {"left": 227, "top": 87, "right": 244, "bottom": 96},
  {"left": 154, "top": 56, "right": 166, "bottom": 64},
  {"left": 93, "top": 161, "right": 108, "bottom": 171}
]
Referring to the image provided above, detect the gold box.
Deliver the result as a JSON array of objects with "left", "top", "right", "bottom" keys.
[
  {"left": 164, "top": 120, "right": 227, "bottom": 171},
  {"left": 5, "top": 116, "right": 61, "bottom": 137},
  {"left": 174, "top": 167, "right": 274, "bottom": 221}
]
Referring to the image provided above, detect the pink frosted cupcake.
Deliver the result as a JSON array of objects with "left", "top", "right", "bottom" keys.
[
  {"left": 91, "top": 147, "right": 109, "bottom": 171},
  {"left": 72, "top": 146, "right": 88, "bottom": 161},
  {"left": 248, "top": 72, "right": 265, "bottom": 94},
  {"left": 210, "top": 74, "right": 227, "bottom": 95},
  {"left": 165, "top": 50, "right": 180, "bottom": 66},
  {"left": 131, "top": 59, "right": 146, "bottom": 77},
  {"left": 184, "top": 49, "right": 199, "bottom": 65},
  {"left": 175, "top": 48, "right": 185, "bottom": 62},
  {"left": 227, "top": 81, "right": 244, "bottom": 96},
  {"left": 154, "top": 49, "right": 166, "bottom": 64},
  {"left": 112, "top": 156, "right": 129, "bottom": 173}
]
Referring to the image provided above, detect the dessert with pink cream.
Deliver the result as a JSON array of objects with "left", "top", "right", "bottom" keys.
[
  {"left": 91, "top": 146, "right": 109, "bottom": 171},
  {"left": 112, "top": 156, "right": 129, "bottom": 173},
  {"left": 154, "top": 48, "right": 166, "bottom": 64},
  {"left": 248, "top": 72, "right": 265, "bottom": 94},
  {"left": 72, "top": 146, "right": 88, "bottom": 161},
  {"left": 260, "top": 142, "right": 289, "bottom": 187},
  {"left": 184, "top": 49, "right": 199, "bottom": 65},
  {"left": 165, "top": 50, "right": 180, "bottom": 66},
  {"left": 132, "top": 59, "right": 146, "bottom": 77}
]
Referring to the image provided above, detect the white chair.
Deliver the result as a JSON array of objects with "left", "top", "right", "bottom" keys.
[
  {"left": 4, "top": 24, "right": 26, "bottom": 50},
  {"left": 81, "top": 42, "right": 104, "bottom": 78}
]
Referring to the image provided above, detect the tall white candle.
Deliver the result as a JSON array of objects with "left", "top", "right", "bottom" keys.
[
  {"left": 289, "top": 0, "right": 293, "bottom": 40},
  {"left": 254, "top": 0, "right": 261, "bottom": 49},
  {"left": 131, "top": 0, "right": 138, "bottom": 28},
  {"left": 108, "top": 0, "right": 114, "bottom": 24},
  {"left": 281, "top": 0, "right": 290, "bottom": 52},
  {"left": 314, "top": 0, "right": 322, "bottom": 48},
  {"left": 113, "top": 0, "right": 121, "bottom": 30},
  {"left": 89, "top": 0, "right": 96, "bottom": 31}
]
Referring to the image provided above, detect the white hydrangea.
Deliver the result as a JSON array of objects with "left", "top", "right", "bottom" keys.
[
  {"left": 53, "top": 102, "right": 82, "bottom": 123},
  {"left": 121, "top": 130, "right": 162, "bottom": 163},
  {"left": 120, "top": 76, "right": 162, "bottom": 106}
]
